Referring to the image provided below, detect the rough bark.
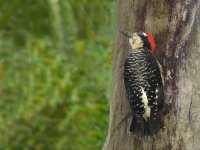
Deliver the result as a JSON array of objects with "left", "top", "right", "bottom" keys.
[{"left": 104, "top": 0, "right": 200, "bottom": 149}]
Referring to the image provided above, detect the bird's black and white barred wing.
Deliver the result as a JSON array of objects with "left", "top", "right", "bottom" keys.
[
  {"left": 124, "top": 50, "right": 163, "bottom": 110},
  {"left": 124, "top": 52, "right": 146, "bottom": 114},
  {"left": 124, "top": 49, "right": 164, "bottom": 135},
  {"left": 145, "top": 51, "right": 164, "bottom": 111}
]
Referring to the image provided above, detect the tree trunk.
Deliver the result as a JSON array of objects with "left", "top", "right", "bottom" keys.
[{"left": 104, "top": 0, "right": 200, "bottom": 149}]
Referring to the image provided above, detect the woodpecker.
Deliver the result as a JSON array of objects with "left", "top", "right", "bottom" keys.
[{"left": 121, "top": 31, "right": 165, "bottom": 137}]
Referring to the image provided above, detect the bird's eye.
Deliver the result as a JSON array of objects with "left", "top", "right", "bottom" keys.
[{"left": 142, "top": 32, "right": 147, "bottom": 36}]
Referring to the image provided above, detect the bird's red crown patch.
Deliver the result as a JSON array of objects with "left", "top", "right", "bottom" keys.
[{"left": 145, "top": 32, "right": 156, "bottom": 53}]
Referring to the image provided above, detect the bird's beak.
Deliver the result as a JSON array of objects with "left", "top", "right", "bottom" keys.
[{"left": 120, "top": 31, "right": 133, "bottom": 38}]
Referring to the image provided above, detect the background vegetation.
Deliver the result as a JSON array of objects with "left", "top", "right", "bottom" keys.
[{"left": 0, "top": 0, "right": 114, "bottom": 149}]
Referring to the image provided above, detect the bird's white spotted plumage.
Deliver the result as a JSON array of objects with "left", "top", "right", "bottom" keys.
[
  {"left": 140, "top": 87, "right": 150, "bottom": 121},
  {"left": 123, "top": 31, "right": 164, "bottom": 136}
]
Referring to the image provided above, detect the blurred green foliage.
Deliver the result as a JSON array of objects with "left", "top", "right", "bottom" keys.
[{"left": 0, "top": 0, "right": 114, "bottom": 149}]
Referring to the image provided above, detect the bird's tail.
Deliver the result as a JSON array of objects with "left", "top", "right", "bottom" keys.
[{"left": 130, "top": 111, "right": 165, "bottom": 138}]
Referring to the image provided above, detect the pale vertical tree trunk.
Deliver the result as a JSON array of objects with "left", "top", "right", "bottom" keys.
[{"left": 104, "top": 0, "right": 200, "bottom": 149}]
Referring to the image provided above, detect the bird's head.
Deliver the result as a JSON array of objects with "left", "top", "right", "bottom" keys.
[{"left": 120, "top": 31, "right": 156, "bottom": 53}]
